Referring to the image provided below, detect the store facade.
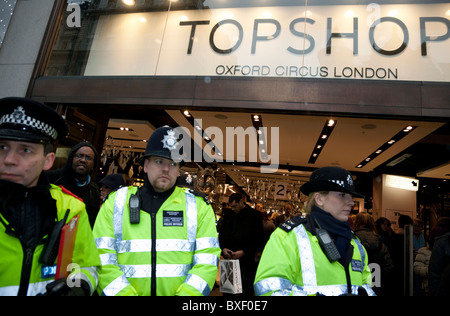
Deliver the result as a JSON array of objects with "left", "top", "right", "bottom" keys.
[{"left": 0, "top": 0, "right": 449, "bottom": 226}]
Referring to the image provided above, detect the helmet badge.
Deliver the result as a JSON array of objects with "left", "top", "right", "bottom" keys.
[{"left": 161, "top": 129, "right": 178, "bottom": 150}]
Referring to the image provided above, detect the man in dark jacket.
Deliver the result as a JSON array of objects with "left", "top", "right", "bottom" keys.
[
  {"left": 46, "top": 142, "right": 100, "bottom": 227},
  {"left": 219, "top": 193, "right": 263, "bottom": 296}
]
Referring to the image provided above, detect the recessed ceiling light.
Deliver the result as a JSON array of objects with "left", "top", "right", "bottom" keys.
[{"left": 355, "top": 125, "right": 417, "bottom": 168}]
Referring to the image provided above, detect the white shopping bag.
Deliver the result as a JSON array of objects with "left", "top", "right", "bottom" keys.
[{"left": 219, "top": 259, "right": 243, "bottom": 294}]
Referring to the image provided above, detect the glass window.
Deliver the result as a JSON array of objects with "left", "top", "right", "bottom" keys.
[
  {"left": 0, "top": 0, "right": 18, "bottom": 48},
  {"left": 45, "top": 0, "right": 450, "bottom": 82}
]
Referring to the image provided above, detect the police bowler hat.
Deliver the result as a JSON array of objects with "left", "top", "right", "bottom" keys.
[
  {"left": 140, "top": 126, "right": 184, "bottom": 166},
  {"left": 99, "top": 173, "right": 126, "bottom": 190},
  {"left": 300, "top": 166, "right": 364, "bottom": 198},
  {"left": 0, "top": 97, "right": 68, "bottom": 144}
]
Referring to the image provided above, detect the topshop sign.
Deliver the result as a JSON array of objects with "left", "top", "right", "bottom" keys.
[{"left": 84, "top": 3, "right": 450, "bottom": 82}]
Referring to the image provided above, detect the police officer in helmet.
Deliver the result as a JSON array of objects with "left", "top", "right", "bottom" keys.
[{"left": 94, "top": 126, "right": 220, "bottom": 296}]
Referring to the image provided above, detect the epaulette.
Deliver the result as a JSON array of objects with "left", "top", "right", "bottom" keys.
[
  {"left": 188, "top": 189, "right": 211, "bottom": 205},
  {"left": 279, "top": 215, "right": 307, "bottom": 233}
]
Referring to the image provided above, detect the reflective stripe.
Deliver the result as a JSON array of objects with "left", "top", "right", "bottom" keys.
[
  {"left": 0, "top": 280, "right": 52, "bottom": 296},
  {"left": 184, "top": 274, "right": 211, "bottom": 296},
  {"left": 96, "top": 237, "right": 115, "bottom": 250},
  {"left": 113, "top": 187, "right": 128, "bottom": 242},
  {"left": 362, "top": 284, "right": 376, "bottom": 296},
  {"left": 0, "top": 285, "right": 19, "bottom": 296},
  {"left": 254, "top": 277, "right": 295, "bottom": 296},
  {"left": 185, "top": 191, "right": 197, "bottom": 243},
  {"left": 100, "top": 253, "right": 119, "bottom": 266},
  {"left": 197, "top": 237, "right": 220, "bottom": 250},
  {"left": 294, "top": 225, "right": 317, "bottom": 287},
  {"left": 193, "top": 253, "right": 219, "bottom": 266},
  {"left": 96, "top": 237, "right": 219, "bottom": 253},
  {"left": 120, "top": 264, "right": 191, "bottom": 278},
  {"left": 254, "top": 277, "right": 373, "bottom": 296},
  {"left": 102, "top": 275, "right": 131, "bottom": 296},
  {"left": 354, "top": 237, "right": 366, "bottom": 266}
]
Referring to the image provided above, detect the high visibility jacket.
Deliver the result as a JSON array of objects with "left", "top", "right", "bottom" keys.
[
  {"left": 0, "top": 184, "right": 101, "bottom": 296},
  {"left": 254, "top": 216, "right": 376, "bottom": 296},
  {"left": 93, "top": 186, "right": 221, "bottom": 296}
]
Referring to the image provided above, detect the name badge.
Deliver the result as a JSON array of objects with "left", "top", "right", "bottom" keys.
[
  {"left": 163, "top": 211, "right": 184, "bottom": 227},
  {"left": 351, "top": 259, "right": 363, "bottom": 273},
  {"left": 41, "top": 265, "right": 57, "bottom": 279}
]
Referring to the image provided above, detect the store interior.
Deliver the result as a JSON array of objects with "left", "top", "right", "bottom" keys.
[{"left": 52, "top": 103, "right": 450, "bottom": 236}]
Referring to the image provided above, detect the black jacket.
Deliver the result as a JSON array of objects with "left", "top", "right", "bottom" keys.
[
  {"left": 46, "top": 142, "right": 100, "bottom": 228},
  {"left": 219, "top": 204, "right": 264, "bottom": 263}
]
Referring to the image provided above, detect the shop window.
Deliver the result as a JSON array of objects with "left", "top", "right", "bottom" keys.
[
  {"left": 0, "top": 0, "right": 18, "bottom": 48},
  {"left": 44, "top": 0, "right": 450, "bottom": 83}
]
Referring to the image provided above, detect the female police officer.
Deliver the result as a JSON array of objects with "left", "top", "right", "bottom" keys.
[{"left": 254, "top": 166, "right": 375, "bottom": 296}]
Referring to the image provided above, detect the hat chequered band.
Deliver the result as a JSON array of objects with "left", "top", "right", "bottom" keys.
[{"left": 0, "top": 106, "right": 58, "bottom": 140}]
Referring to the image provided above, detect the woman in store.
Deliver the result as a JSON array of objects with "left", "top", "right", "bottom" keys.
[{"left": 254, "top": 166, "right": 375, "bottom": 296}]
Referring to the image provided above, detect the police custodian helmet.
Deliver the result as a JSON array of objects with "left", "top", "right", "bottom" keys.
[
  {"left": 0, "top": 97, "right": 68, "bottom": 144},
  {"left": 300, "top": 166, "right": 364, "bottom": 198},
  {"left": 141, "top": 126, "right": 184, "bottom": 166}
]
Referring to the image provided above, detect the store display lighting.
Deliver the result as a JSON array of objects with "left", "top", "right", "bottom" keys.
[
  {"left": 355, "top": 125, "right": 417, "bottom": 168},
  {"left": 308, "top": 119, "right": 337, "bottom": 164},
  {"left": 122, "top": 0, "right": 135, "bottom": 6},
  {"left": 108, "top": 126, "right": 134, "bottom": 132},
  {"left": 251, "top": 114, "right": 268, "bottom": 161}
]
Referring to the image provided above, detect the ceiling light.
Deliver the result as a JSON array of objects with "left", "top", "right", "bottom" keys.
[
  {"left": 355, "top": 125, "right": 417, "bottom": 168},
  {"left": 308, "top": 119, "right": 337, "bottom": 164},
  {"left": 122, "top": 0, "right": 135, "bottom": 6},
  {"left": 183, "top": 110, "right": 191, "bottom": 117}
]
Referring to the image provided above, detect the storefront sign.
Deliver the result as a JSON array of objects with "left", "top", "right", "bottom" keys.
[
  {"left": 85, "top": 3, "right": 449, "bottom": 82},
  {"left": 385, "top": 175, "right": 419, "bottom": 191}
]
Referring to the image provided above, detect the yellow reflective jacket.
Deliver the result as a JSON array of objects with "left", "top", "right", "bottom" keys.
[
  {"left": 0, "top": 184, "right": 101, "bottom": 296},
  {"left": 93, "top": 186, "right": 220, "bottom": 296},
  {"left": 254, "top": 216, "right": 376, "bottom": 296}
]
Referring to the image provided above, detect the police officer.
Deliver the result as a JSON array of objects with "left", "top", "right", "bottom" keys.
[
  {"left": 93, "top": 126, "right": 221, "bottom": 296},
  {"left": 0, "top": 97, "right": 101, "bottom": 296},
  {"left": 254, "top": 166, "right": 375, "bottom": 296}
]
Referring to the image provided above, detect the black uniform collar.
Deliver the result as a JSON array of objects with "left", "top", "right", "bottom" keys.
[{"left": 140, "top": 177, "right": 176, "bottom": 215}]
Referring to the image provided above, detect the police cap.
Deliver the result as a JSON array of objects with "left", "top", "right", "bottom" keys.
[
  {"left": 300, "top": 166, "right": 364, "bottom": 198},
  {"left": 0, "top": 97, "right": 68, "bottom": 144}
]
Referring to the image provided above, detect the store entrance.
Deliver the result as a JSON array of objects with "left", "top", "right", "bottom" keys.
[{"left": 56, "top": 103, "right": 449, "bottom": 225}]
